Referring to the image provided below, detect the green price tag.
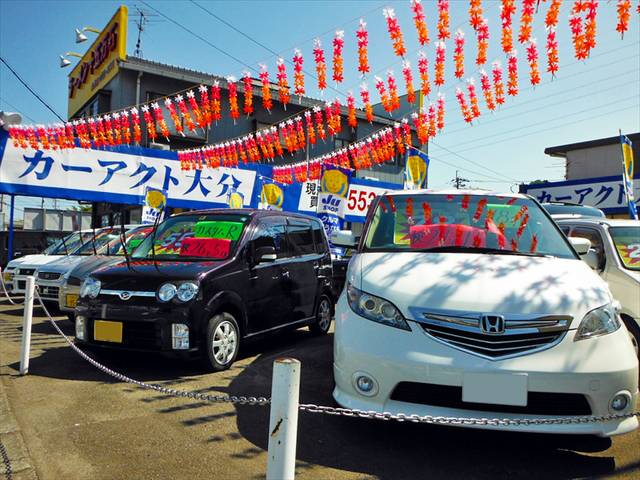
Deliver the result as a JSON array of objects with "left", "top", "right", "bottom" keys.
[{"left": 194, "top": 221, "right": 244, "bottom": 240}]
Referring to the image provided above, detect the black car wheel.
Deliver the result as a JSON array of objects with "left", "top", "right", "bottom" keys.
[
  {"left": 309, "top": 295, "right": 333, "bottom": 336},
  {"left": 203, "top": 313, "right": 240, "bottom": 371},
  {"left": 67, "top": 313, "right": 75, "bottom": 324},
  {"left": 621, "top": 315, "right": 640, "bottom": 359}
]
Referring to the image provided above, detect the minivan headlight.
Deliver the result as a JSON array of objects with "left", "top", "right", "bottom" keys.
[
  {"left": 177, "top": 282, "right": 199, "bottom": 302},
  {"left": 346, "top": 283, "right": 410, "bottom": 331},
  {"left": 575, "top": 303, "right": 621, "bottom": 341},
  {"left": 80, "top": 277, "right": 101, "bottom": 298}
]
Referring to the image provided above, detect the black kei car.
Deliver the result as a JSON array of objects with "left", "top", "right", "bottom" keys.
[{"left": 75, "top": 209, "right": 334, "bottom": 370}]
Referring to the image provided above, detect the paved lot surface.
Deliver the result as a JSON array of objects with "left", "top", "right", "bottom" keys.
[{"left": 0, "top": 297, "right": 639, "bottom": 480}]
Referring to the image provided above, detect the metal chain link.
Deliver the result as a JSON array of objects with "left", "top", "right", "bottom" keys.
[
  {"left": 298, "top": 403, "right": 640, "bottom": 426},
  {"left": 0, "top": 268, "right": 21, "bottom": 306},
  {"left": 35, "top": 290, "right": 270, "bottom": 406},
  {"left": 0, "top": 440, "right": 12, "bottom": 480}
]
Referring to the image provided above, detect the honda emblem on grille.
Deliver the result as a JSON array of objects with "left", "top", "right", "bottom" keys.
[
  {"left": 119, "top": 291, "right": 132, "bottom": 301},
  {"left": 480, "top": 314, "right": 505, "bottom": 334}
]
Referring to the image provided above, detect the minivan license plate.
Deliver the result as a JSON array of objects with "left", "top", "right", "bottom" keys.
[
  {"left": 94, "top": 320, "right": 123, "bottom": 343},
  {"left": 462, "top": 373, "right": 528, "bottom": 406}
]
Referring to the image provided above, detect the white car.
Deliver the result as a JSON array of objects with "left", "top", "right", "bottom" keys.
[
  {"left": 34, "top": 225, "right": 142, "bottom": 313},
  {"left": 556, "top": 217, "right": 640, "bottom": 356},
  {"left": 3, "top": 230, "right": 98, "bottom": 296},
  {"left": 332, "top": 190, "right": 638, "bottom": 437}
]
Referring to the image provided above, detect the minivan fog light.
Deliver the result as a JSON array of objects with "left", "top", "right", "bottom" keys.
[
  {"left": 75, "top": 315, "right": 86, "bottom": 340},
  {"left": 610, "top": 393, "right": 631, "bottom": 412},
  {"left": 172, "top": 323, "right": 189, "bottom": 350},
  {"left": 352, "top": 372, "right": 378, "bottom": 396}
]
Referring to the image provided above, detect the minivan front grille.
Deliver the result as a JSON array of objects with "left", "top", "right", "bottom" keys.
[
  {"left": 414, "top": 310, "right": 571, "bottom": 359},
  {"left": 18, "top": 268, "right": 36, "bottom": 276},
  {"left": 38, "top": 271, "right": 61, "bottom": 281}
]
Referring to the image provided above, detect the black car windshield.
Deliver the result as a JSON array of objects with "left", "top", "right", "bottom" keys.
[
  {"left": 609, "top": 226, "right": 640, "bottom": 271},
  {"left": 99, "top": 226, "right": 154, "bottom": 256},
  {"left": 132, "top": 214, "right": 250, "bottom": 261},
  {"left": 363, "top": 193, "right": 576, "bottom": 259}
]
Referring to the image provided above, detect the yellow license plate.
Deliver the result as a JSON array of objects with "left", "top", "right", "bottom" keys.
[
  {"left": 94, "top": 320, "right": 123, "bottom": 343},
  {"left": 66, "top": 294, "right": 78, "bottom": 308}
]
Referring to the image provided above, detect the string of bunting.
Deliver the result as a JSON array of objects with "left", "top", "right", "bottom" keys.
[{"left": 7, "top": 0, "right": 638, "bottom": 159}]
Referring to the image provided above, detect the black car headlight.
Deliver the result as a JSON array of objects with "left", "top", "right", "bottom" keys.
[
  {"left": 346, "top": 283, "right": 410, "bottom": 331},
  {"left": 157, "top": 282, "right": 199, "bottom": 303}
]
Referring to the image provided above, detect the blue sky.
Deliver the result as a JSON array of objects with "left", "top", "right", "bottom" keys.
[{"left": 1, "top": 0, "right": 639, "bottom": 217}]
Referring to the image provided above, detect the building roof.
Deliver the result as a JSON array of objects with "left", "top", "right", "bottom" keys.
[
  {"left": 544, "top": 132, "right": 640, "bottom": 158},
  {"left": 119, "top": 56, "right": 399, "bottom": 127}
]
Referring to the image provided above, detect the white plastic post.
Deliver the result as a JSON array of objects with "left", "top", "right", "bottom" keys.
[
  {"left": 19, "top": 276, "right": 35, "bottom": 375},
  {"left": 266, "top": 358, "right": 301, "bottom": 480}
]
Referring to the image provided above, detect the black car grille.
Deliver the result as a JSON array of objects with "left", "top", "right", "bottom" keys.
[
  {"left": 416, "top": 311, "right": 571, "bottom": 359},
  {"left": 38, "top": 271, "right": 61, "bottom": 280},
  {"left": 18, "top": 268, "right": 36, "bottom": 276},
  {"left": 391, "top": 382, "right": 592, "bottom": 416}
]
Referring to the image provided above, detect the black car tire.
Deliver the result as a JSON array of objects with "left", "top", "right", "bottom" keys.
[
  {"left": 202, "top": 312, "right": 240, "bottom": 371},
  {"left": 309, "top": 294, "right": 333, "bottom": 336},
  {"left": 67, "top": 313, "right": 75, "bottom": 324}
]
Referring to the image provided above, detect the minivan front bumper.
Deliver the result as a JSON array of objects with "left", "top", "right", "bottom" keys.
[{"left": 333, "top": 295, "right": 639, "bottom": 437}]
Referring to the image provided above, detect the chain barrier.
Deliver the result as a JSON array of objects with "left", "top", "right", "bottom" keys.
[
  {"left": 16, "top": 288, "right": 640, "bottom": 428},
  {"left": 298, "top": 404, "right": 640, "bottom": 426},
  {"left": 0, "top": 440, "right": 12, "bottom": 480},
  {"left": 34, "top": 290, "right": 270, "bottom": 407},
  {"left": 0, "top": 269, "right": 22, "bottom": 306}
]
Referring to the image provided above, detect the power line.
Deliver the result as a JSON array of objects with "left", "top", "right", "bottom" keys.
[
  {"left": 189, "top": 0, "right": 348, "bottom": 99},
  {"left": 0, "top": 96, "right": 37, "bottom": 123},
  {"left": 0, "top": 56, "right": 64, "bottom": 122},
  {"left": 138, "top": 0, "right": 255, "bottom": 72},
  {"left": 440, "top": 76, "right": 638, "bottom": 135},
  {"left": 435, "top": 103, "right": 640, "bottom": 156}
]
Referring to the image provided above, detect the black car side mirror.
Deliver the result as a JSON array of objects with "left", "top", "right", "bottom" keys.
[{"left": 255, "top": 246, "right": 277, "bottom": 263}]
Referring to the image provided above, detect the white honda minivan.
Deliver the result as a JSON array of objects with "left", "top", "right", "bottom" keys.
[{"left": 332, "top": 190, "right": 638, "bottom": 437}]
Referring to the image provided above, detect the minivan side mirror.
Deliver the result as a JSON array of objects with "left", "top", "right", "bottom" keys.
[
  {"left": 583, "top": 248, "right": 601, "bottom": 271},
  {"left": 331, "top": 230, "right": 358, "bottom": 248},
  {"left": 569, "top": 236, "right": 591, "bottom": 255},
  {"left": 255, "top": 246, "right": 277, "bottom": 263}
]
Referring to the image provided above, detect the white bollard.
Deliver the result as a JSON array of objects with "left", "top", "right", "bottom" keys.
[
  {"left": 19, "top": 276, "right": 35, "bottom": 375},
  {"left": 266, "top": 358, "right": 301, "bottom": 480}
]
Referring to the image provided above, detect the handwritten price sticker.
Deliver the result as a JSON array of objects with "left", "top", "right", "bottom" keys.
[
  {"left": 194, "top": 221, "right": 244, "bottom": 240},
  {"left": 180, "top": 237, "right": 231, "bottom": 259}
]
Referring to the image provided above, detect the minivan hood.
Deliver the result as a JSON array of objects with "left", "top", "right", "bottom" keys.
[
  {"left": 8, "top": 255, "right": 65, "bottom": 269},
  {"left": 36, "top": 255, "right": 86, "bottom": 274},
  {"left": 89, "top": 259, "right": 229, "bottom": 290},
  {"left": 351, "top": 252, "right": 611, "bottom": 326}
]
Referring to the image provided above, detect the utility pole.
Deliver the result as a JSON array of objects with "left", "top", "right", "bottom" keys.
[{"left": 451, "top": 170, "right": 470, "bottom": 189}]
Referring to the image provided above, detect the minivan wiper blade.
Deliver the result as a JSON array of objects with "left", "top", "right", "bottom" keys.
[{"left": 414, "top": 246, "right": 551, "bottom": 257}]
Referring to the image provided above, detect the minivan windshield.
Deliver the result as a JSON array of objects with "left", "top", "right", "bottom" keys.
[
  {"left": 363, "top": 193, "right": 576, "bottom": 259},
  {"left": 46, "top": 231, "right": 96, "bottom": 255},
  {"left": 132, "top": 214, "right": 250, "bottom": 261},
  {"left": 609, "top": 226, "right": 640, "bottom": 271}
]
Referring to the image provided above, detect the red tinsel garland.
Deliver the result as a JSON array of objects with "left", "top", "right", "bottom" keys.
[
  {"left": 435, "top": 41, "right": 446, "bottom": 87},
  {"left": 437, "top": 0, "right": 451, "bottom": 40},
  {"left": 384, "top": 8, "right": 406, "bottom": 57},
  {"left": 500, "top": 0, "right": 516, "bottom": 54},
  {"left": 454, "top": 30, "right": 465, "bottom": 79},
  {"left": 333, "top": 30, "right": 345, "bottom": 84},
  {"left": 259, "top": 64, "right": 273, "bottom": 112},
  {"left": 360, "top": 83, "right": 374, "bottom": 122},
  {"left": 357, "top": 19, "right": 370, "bottom": 75},
  {"left": 402, "top": 60, "right": 416, "bottom": 104},
  {"left": 313, "top": 39, "right": 328, "bottom": 92},
  {"left": 417, "top": 51, "right": 431, "bottom": 96},
  {"left": 492, "top": 61, "right": 506, "bottom": 105},
  {"left": 411, "top": 0, "right": 429, "bottom": 45}
]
